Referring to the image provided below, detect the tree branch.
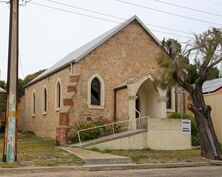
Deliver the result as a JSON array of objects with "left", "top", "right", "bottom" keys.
[
  {"left": 172, "top": 71, "right": 193, "bottom": 93},
  {"left": 208, "top": 56, "right": 222, "bottom": 68}
]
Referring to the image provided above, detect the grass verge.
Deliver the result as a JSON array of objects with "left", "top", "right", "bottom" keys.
[
  {"left": 89, "top": 148, "right": 208, "bottom": 164},
  {"left": 0, "top": 132, "right": 82, "bottom": 168}
]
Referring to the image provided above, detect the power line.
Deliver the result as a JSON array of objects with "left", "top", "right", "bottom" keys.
[
  {"left": 29, "top": 1, "right": 190, "bottom": 39},
  {"left": 45, "top": 0, "right": 125, "bottom": 21},
  {"left": 44, "top": 0, "right": 190, "bottom": 35},
  {"left": 151, "top": 0, "right": 222, "bottom": 18},
  {"left": 30, "top": 2, "right": 120, "bottom": 24},
  {"left": 116, "top": 0, "right": 222, "bottom": 26}
]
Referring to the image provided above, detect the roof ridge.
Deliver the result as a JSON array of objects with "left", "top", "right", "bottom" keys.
[{"left": 25, "top": 15, "right": 161, "bottom": 87}]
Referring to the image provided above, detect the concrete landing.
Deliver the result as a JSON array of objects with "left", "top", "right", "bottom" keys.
[{"left": 60, "top": 147, "right": 133, "bottom": 165}]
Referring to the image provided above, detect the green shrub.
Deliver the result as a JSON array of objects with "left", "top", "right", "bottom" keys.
[
  {"left": 168, "top": 112, "right": 200, "bottom": 146},
  {"left": 68, "top": 118, "right": 122, "bottom": 143}
]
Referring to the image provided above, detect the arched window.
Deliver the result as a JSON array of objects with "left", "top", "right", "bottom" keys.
[
  {"left": 42, "top": 86, "right": 48, "bottom": 113},
  {"left": 32, "top": 91, "right": 36, "bottom": 115},
  {"left": 87, "top": 74, "right": 105, "bottom": 109},
  {"left": 55, "top": 81, "right": 61, "bottom": 110},
  {"left": 166, "top": 90, "right": 172, "bottom": 109},
  {"left": 91, "top": 77, "right": 101, "bottom": 105}
]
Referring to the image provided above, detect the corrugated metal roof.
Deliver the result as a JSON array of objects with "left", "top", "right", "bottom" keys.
[
  {"left": 202, "top": 77, "right": 222, "bottom": 93},
  {"left": 0, "top": 87, "right": 6, "bottom": 93},
  {"left": 25, "top": 15, "right": 161, "bottom": 87}
]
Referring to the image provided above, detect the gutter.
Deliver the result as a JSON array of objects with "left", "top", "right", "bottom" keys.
[{"left": 24, "top": 62, "right": 76, "bottom": 88}]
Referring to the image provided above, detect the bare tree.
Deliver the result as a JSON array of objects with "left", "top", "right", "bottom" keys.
[{"left": 158, "top": 28, "right": 222, "bottom": 159}]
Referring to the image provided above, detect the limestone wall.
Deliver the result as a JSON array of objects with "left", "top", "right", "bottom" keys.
[
  {"left": 147, "top": 118, "right": 191, "bottom": 150},
  {"left": 70, "top": 20, "right": 162, "bottom": 123},
  {"left": 21, "top": 20, "right": 163, "bottom": 139},
  {"left": 22, "top": 67, "right": 71, "bottom": 138},
  {"left": 86, "top": 118, "right": 191, "bottom": 151},
  {"left": 88, "top": 131, "right": 148, "bottom": 150}
]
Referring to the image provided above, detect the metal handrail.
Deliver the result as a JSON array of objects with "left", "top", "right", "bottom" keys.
[
  {"left": 77, "top": 119, "right": 132, "bottom": 145},
  {"left": 134, "top": 108, "right": 141, "bottom": 117},
  {"left": 134, "top": 108, "right": 141, "bottom": 126},
  {"left": 136, "top": 116, "right": 149, "bottom": 129}
]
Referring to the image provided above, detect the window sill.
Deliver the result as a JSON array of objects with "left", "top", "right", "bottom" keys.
[
  {"left": 88, "top": 105, "right": 104, "bottom": 110},
  {"left": 55, "top": 107, "right": 61, "bottom": 112},
  {"left": 42, "top": 112, "right": 47, "bottom": 116},
  {"left": 32, "top": 115, "right": 36, "bottom": 118}
]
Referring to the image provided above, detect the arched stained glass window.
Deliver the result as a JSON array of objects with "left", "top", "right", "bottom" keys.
[{"left": 91, "top": 77, "right": 101, "bottom": 105}]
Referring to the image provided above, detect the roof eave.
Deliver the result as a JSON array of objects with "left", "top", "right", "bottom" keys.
[{"left": 25, "top": 15, "right": 163, "bottom": 87}]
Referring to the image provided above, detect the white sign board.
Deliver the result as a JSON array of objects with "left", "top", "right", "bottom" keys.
[{"left": 181, "top": 119, "right": 191, "bottom": 134}]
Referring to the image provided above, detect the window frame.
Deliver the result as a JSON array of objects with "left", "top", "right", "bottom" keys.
[
  {"left": 90, "top": 77, "right": 101, "bottom": 106},
  {"left": 166, "top": 87, "right": 175, "bottom": 112},
  {"left": 166, "top": 90, "right": 172, "bottom": 109},
  {"left": 87, "top": 73, "right": 105, "bottom": 109},
  {"left": 55, "top": 79, "right": 62, "bottom": 111},
  {"left": 42, "top": 85, "right": 48, "bottom": 115},
  {"left": 31, "top": 90, "right": 36, "bottom": 117}
]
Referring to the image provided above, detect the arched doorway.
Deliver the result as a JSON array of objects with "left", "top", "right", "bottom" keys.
[
  {"left": 136, "top": 78, "right": 161, "bottom": 118},
  {"left": 127, "top": 72, "right": 167, "bottom": 130}
]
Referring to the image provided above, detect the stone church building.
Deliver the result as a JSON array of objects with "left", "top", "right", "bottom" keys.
[{"left": 19, "top": 16, "right": 187, "bottom": 146}]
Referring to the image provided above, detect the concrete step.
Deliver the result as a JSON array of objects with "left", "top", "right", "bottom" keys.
[
  {"left": 60, "top": 147, "right": 133, "bottom": 165},
  {"left": 71, "top": 129, "right": 147, "bottom": 148}
]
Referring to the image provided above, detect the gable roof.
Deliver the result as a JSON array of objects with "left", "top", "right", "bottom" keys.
[
  {"left": 203, "top": 77, "right": 222, "bottom": 94},
  {"left": 25, "top": 15, "right": 162, "bottom": 87}
]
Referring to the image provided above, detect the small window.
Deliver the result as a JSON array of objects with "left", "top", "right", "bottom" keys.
[
  {"left": 32, "top": 91, "right": 36, "bottom": 115},
  {"left": 91, "top": 77, "right": 101, "bottom": 105},
  {"left": 87, "top": 73, "right": 105, "bottom": 109},
  {"left": 55, "top": 81, "right": 61, "bottom": 109},
  {"left": 166, "top": 90, "right": 172, "bottom": 109},
  {"left": 43, "top": 87, "right": 48, "bottom": 113}
]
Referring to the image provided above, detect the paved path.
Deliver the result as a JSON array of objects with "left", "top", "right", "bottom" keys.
[
  {"left": 61, "top": 147, "right": 132, "bottom": 165},
  {"left": 1, "top": 166, "right": 222, "bottom": 177}
]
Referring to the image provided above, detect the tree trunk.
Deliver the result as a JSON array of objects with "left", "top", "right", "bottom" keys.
[
  {"left": 194, "top": 113, "right": 222, "bottom": 159},
  {"left": 189, "top": 89, "right": 222, "bottom": 160}
]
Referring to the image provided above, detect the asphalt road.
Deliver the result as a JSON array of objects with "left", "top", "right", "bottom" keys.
[{"left": 1, "top": 166, "right": 222, "bottom": 177}]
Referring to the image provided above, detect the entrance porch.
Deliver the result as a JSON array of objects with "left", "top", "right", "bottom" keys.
[{"left": 127, "top": 72, "right": 167, "bottom": 130}]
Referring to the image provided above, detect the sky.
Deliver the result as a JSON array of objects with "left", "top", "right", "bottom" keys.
[{"left": 0, "top": 0, "right": 222, "bottom": 80}]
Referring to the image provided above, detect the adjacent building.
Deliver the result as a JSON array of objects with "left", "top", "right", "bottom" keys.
[{"left": 203, "top": 78, "right": 222, "bottom": 144}]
